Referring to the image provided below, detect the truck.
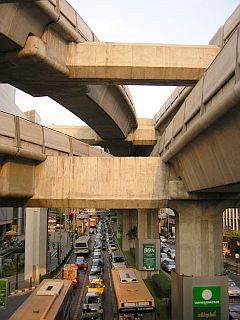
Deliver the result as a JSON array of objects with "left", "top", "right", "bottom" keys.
[
  {"left": 89, "top": 218, "right": 97, "bottom": 228},
  {"left": 62, "top": 264, "right": 78, "bottom": 288},
  {"left": 76, "top": 219, "right": 85, "bottom": 236}
]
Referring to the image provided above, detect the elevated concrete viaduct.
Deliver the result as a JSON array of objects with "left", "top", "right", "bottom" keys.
[
  {"left": 0, "top": 2, "right": 240, "bottom": 319},
  {"left": 47, "top": 118, "right": 157, "bottom": 156},
  {"left": 0, "top": 0, "right": 137, "bottom": 145}
]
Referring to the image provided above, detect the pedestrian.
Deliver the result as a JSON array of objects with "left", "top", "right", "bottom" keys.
[
  {"left": 235, "top": 252, "right": 239, "bottom": 263},
  {"left": 86, "top": 305, "right": 91, "bottom": 313}
]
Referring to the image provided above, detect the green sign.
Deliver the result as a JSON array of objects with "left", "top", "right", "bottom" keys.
[
  {"left": 143, "top": 243, "right": 156, "bottom": 270},
  {"left": 0, "top": 279, "right": 8, "bottom": 309},
  {"left": 193, "top": 286, "right": 221, "bottom": 319}
]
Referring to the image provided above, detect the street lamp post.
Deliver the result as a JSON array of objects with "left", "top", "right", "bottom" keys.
[
  {"left": 14, "top": 253, "right": 20, "bottom": 290},
  {"left": 167, "top": 213, "right": 170, "bottom": 239}
]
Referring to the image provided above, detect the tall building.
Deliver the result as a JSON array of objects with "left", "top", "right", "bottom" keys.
[
  {"left": 24, "top": 109, "right": 41, "bottom": 124},
  {"left": 0, "top": 84, "right": 27, "bottom": 118},
  {"left": 0, "top": 84, "right": 27, "bottom": 238},
  {"left": 223, "top": 208, "right": 240, "bottom": 232}
]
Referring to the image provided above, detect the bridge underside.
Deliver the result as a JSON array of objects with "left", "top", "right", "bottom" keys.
[
  {"left": 0, "top": 2, "right": 137, "bottom": 142},
  {"left": 1, "top": 156, "right": 240, "bottom": 208},
  {"left": 168, "top": 100, "right": 240, "bottom": 193},
  {"left": 0, "top": 157, "right": 169, "bottom": 208}
]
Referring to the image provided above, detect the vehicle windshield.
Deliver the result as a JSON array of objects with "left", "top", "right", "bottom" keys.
[
  {"left": 89, "top": 282, "right": 103, "bottom": 288},
  {"left": 92, "top": 260, "right": 100, "bottom": 267},
  {"left": 114, "top": 257, "right": 125, "bottom": 262},
  {"left": 229, "top": 280, "right": 237, "bottom": 287},
  {"left": 87, "top": 296, "right": 100, "bottom": 303}
]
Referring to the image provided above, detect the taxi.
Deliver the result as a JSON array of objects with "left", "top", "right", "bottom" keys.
[{"left": 87, "top": 278, "right": 105, "bottom": 295}]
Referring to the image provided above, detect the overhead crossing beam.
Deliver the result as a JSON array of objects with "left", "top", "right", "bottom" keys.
[{"left": 67, "top": 42, "right": 220, "bottom": 86}]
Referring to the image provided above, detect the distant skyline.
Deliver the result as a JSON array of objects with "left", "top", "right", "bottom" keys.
[{"left": 16, "top": 1, "right": 239, "bottom": 125}]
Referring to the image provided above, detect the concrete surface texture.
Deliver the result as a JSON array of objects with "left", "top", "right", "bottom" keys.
[{"left": 67, "top": 42, "right": 220, "bottom": 85}]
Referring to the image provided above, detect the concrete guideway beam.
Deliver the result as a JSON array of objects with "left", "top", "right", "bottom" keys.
[
  {"left": 48, "top": 118, "right": 157, "bottom": 148},
  {"left": 1, "top": 157, "right": 239, "bottom": 207},
  {"left": 26, "top": 156, "right": 170, "bottom": 208},
  {"left": 67, "top": 42, "right": 220, "bottom": 85},
  {"left": 0, "top": 33, "right": 137, "bottom": 140}
]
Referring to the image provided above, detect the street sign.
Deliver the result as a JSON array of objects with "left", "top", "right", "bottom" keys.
[
  {"left": 0, "top": 279, "right": 8, "bottom": 309},
  {"left": 193, "top": 286, "right": 221, "bottom": 319},
  {"left": 143, "top": 243, "right": 156, "bottom": 270}
]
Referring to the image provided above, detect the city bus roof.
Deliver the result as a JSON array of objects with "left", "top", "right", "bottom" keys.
[
  {"left": 111, "top": 267, "right": 155, "bottom": 308},
  {"left": 9, "top": 279, "right": 72, "bottom": 320}
]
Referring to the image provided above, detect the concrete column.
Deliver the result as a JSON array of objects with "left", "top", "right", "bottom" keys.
[
  {"left": 137, "top": 209, "right": 159, "bottom": 239},
  {"left": 122, "top": 210, "right": 137, "bottom": 251},
  {"left": 174, "top": 201, "right": 223, "bottom": 276},
  {"left": 24, "top": 208, "right": 48, "bottom": 283},
  {"left": 16, "top": 208, "right": 24, "bottom": 236},
  {"left": 122, "top": 210, "right": 131, "bottom": 251},
  {"left": 171, "top": 201, "right": 228, "bottom": 320},
  {"left": 135, "top": 209, "right": 160, "bottom": 278},
  {"left": 116, "top": 211, "right": 123, "bottom": 239}
]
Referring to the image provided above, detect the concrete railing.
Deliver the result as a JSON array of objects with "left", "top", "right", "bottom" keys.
[
  {"left": 154, "top": 5, "right": 240, "bottom": 135},
  {"left": 0, "top": 111, "right": 111, "bottom": 161},
  {"left": 158, "top": 24, "right": 240, "bottom": 162}
]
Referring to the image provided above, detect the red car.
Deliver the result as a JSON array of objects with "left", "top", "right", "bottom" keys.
[{"left": 75, "top": 256, "right": 88, "bottom": 270}]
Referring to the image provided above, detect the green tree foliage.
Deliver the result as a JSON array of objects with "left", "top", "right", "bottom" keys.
[{"left": 126, "top": 226, "right": 137, "bottom": 240}]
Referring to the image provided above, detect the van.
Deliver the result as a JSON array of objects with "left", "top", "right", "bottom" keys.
[
  {"left": 82, "top": 292, "right": 103, "bottom": 319},
  {"left": 110, "top": 251, "right": 126, "bottom": 269}
]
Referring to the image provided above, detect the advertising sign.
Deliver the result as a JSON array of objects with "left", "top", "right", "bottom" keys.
[
  {"left": 143, "top": 243, "right": 156, "bottom": 270},
  {"left": 193, "top": 286, "right": 221, "bottom": 319},
  {"left": 0, "top": 279, "right": 8, "bottom": 309}
]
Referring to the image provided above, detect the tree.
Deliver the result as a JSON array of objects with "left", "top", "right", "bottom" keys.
[{"left": 126, "top": 226, "right": 137, "bottom": 249}]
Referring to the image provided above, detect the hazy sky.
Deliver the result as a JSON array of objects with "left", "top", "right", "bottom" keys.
[{"left": 15, "top": 0, "right": 239, "bottom": 125}]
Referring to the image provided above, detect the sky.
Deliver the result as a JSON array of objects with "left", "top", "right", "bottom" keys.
[{"left": 15, "top": 0, "right": 239, "bottom": 126}]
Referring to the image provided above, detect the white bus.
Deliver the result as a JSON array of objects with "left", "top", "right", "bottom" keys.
[{"left": 74, "top": 235, "right": 91, "bottom": 255}]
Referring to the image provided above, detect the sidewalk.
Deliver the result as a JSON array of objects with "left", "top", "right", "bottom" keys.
[
  {"left": 4, "top": 235, "right": 72, "bottom": 296},
  {"left": 225, "top": 257, "right": 240, "bottom": 275}
]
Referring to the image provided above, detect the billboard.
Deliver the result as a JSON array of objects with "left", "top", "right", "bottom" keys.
[
  {"left": 143, "top": 243, "right": 156, "bottom": 270},
  {"left": 193, "top": 286, "right": 221, "bottom": 319},
  {"left": 0, "top": 279, "right": 8, "bottom": 309}
]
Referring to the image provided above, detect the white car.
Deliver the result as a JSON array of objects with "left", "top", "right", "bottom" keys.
[
  {"left": 160, "top": 236, "right": 167, "bottom": 243},
  {"left": 167, "top": 248, "right": 176, "bottom": 260},
  {"left": 228, "top": 279, "right": 240, "bottom": 297},
  {"left": 161, "top": 258, "right": 176, "bottom": 272},
  {"left": 160, "top": 252, "right": 169, "bottom": 263}
]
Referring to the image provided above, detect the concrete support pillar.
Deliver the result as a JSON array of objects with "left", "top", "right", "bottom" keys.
[
  {"left": 137, "top": 209, "right": 159, "bottom": 239},
  {"left": 171, "top": 201, "right": 228, "bottom": 320},
  {"left": 116, "top": 211, "right": 123, "bottom": 239},
  {"left": 136, "top": 209, "right": 160, "bottom": 278},
  {"left": 24, "top": 208, "right": 48, "bottom": 283},
  {"left": 122, "top": 210, "right": 137, "bottom": 251},
  {"left": 174, "top": 201, "right": 223, "bottom": 276},
  {"left": 17, "top": 208, "right": 24, "bottom": 236}
]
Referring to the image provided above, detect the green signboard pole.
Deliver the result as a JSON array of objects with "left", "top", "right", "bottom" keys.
[
  {"left": 0, "top": 279, "right": 8, "bottom": 309},
  {"left": 193, "top": 286, "right": 221, "bottom": 319},
  {"left": 143, "top": 243, "right": 156, "bottom": 270}
]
